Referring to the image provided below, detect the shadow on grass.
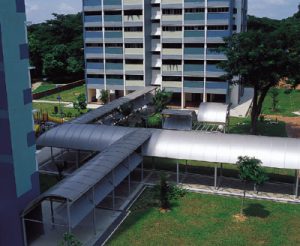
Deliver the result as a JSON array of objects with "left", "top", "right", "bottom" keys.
[{"left": 243, "top": 203, "right": 270, "bottom": 218}]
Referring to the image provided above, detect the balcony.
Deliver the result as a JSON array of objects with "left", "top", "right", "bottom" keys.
[
  {"left": 207, "top": 13, "right": 230, "bottom": 25},
  {"left": 207, "top": 30, "right": 230, "bottom": 43},
  {"left": 126, "top": 80, "right": 144, "bottom": 87},
  {"left": 105, "top": 62, "right": 123, "bottom": 71},
  {"left": 124, "top": 15, "right": 143, "bottom": 22},
  {"left": 184, "top": 80, "right": 204, "bottom": 88},
  {"left": 85, "top": 47, "right": 103, "bottom": 59},
  {"left": 86, "top": 63, "right": 104, "bottom": 74},
  {"left": 104, "top": 15, "right": 122, "bottom": 23},
  {"left": 162, "top": 31, "right": 182, "bottom": 39},
  {"left": 184, "top": 13, "right": 205, "bottom": 24},
  {"left": 103, "top": 0, "right": 122, "bottom": 9},
  {"left": 83, "top": 0, "right": 101, "bottom": 11},
  {"left": 184, "top": 64, "right": 204, "bottom": 76},
  {"left": 162, "top": 64, "right": 182, "bottom": 75},
  {"left": 206, "top": 64, "right": 225, "bottom": 77},
  {"left": 184, "top": 48, "right": 204, "bottom": 59},
  {"left": 125, "top": 64, "right": 144, "bottom": 71},
  {"left": 162, "top": 81, "right": 182, "bottom": 88},
  {"left": 162, "top": 15, "right": 182, "bottom": 22},
  {"left": 106, "top": 78, "right": 124, "bottom": 86},
  {"left": 184, "top": 30, "right": 204, "bottom": 38},
  {"left": 84, "top": 16, "right": 102, "bottom": 27},
  {"left": 124, "top": 32, "right": 144, "bottom": 39},
  {"left": 85, "top": 32, "right": 103, "bottom": 42},
  {"left": 86, "top": 78, "right": 104, "bottom": 85},
  {"left": 104, "top": 31, "right": 122, "bottom": 40},
  {"left": 207, "top": 0, "right": 230, "bottom": 7},
  {"left": 206, "top": 48, "right": 226, "bottom": 60},
  {"left": 124, "top": 0, "right": 143, "bottom": 5},
  {"left": 105, "top": 47, "right": 123, "bottom": 58}
]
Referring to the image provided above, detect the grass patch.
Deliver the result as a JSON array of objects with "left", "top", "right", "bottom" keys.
[
  {"left": 33, "top": 84, "right": 56, "bottom": 94},
  {"left": 228, "top": 117, "right": 287, "bottom": 137},
  {"left": 262, "top": 89, "right": 300, "bottom": 116},
  {"left": 33, "top": 102, "right": 88, "bottom": 120},
  {"left": 108, "top": 190, "right": 300, "bottom": 246},
  {"left": 41, "top": 85, "right": 86, "bottom": 102}
]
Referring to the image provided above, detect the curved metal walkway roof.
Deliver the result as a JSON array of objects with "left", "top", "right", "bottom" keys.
[
  {"left": 37, "top": 124, "right": 300, "bottom": 170},
  {"left": 44, "top": 129, "right": 150, "bottom": 202},
  {"left": 197, "top": 102, "right": 229, "bottom": 124},
  {"left": 71, "top": 86, "right": 156, "bottom": 124}
]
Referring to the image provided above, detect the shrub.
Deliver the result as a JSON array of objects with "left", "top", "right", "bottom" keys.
[
  {"left": 152, "top": 89, "right": 172, "bottom": 113},
  {"left": 100, "top": 89, "right": 109, "bottom": 104},
  {"left": 147, "top": 113, "right": 162, "bottom": 128}
]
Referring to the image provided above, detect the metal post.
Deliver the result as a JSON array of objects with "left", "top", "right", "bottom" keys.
[
  {"left": 214, "top": 164, "right": 218, "bottom": 189},
  {"left": 76, "top": 150, "right": 79, "bottom": 169},
  {"left": 152, "top": 157, "right": 155, "bottom": 170},
  {"left": 66, "top": 200, "right": 71, "bottom": 233},
  {"left": 295, "top": 170, "right": 299, "bottom": 198},
  {"left": 50, "top": 147, "right": 54, "bottom": 163},
  {"left": 50, "top": 199, "right": 55, "bottom": 228},
  {"left": 22, "top": 217, "right": 28, "bottom": 246},
  {"left": 128, "top": 173, "right": 131, "bottom": 195},
  {"left": 219, "top": 163, "right": 223, "bottom": 187},
  {"left": 141, "top": 161, "right": 144, "bottom": 182},
  {"left": 112, "top": 171, "right": 115, "bottom": 210},
  {"left": 92, "top": 187, "right": 96, "bottom": 235},
  {"left": 176, "top": 162, "right": 179, "bottom": 184}
]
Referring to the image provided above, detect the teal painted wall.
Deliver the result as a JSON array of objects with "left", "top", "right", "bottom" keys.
[{"left": 0, "top": 0, "right": 37, "bottom": 197}]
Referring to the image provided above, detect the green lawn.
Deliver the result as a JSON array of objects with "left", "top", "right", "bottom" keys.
[
  {"left": 228, "top": 117, "right": 287, "bottom": 137},
  {"left": 32, "top": 84, "right": 56, "bottom": 94},
  {"left": 33, "top": 102, "right": 88, "bottom": 120},
  {"left": 262, "top": 89, "right": 300, "bottom": 116},
  {"left": 108, "top": 190, "right": 300, "bottom": 246},
  {"left": 41, "top": 85, "right": 86, "bottom": 102}
]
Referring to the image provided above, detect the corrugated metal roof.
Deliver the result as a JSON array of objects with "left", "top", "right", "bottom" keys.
[
  {"left": 71, "top": 86, "right": 156, "bottom": 124},
  {"left": 197, "top": 102, "right": 229, "bottom": 124},
  {"left": 37, "top": 124, "right": 300, "bottom": 170},
  {"left": 44, "top": 129, "right": 150, "bottom": 202}
]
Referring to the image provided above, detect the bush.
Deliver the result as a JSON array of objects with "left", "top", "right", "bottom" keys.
[
  {"left": 73, "top": 93, "right": 87, "bottom": 111},
  {"left": 284, "top": 88, "right": 292, "bottom": 94},
  {"left": 147, "top": 113, "right": 162, "bottom": 128},
  {"left": 152, "top": 89, "right": 172, "bottom": 113},
  {"left": 100, "top": 89, "right": 109, "bottom": 104}
]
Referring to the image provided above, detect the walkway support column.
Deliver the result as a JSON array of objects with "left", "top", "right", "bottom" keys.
[
  {"left": 50, "top": 147, "right": 54, "bottom": 163},
  {"left": 176, "top": 162, "right": 179, "bottom": 184},
  {"left": 219, "top": 163, "right": 223, "bottom": 187},
  {"left": 214, "top": 164, "right": 218, "bottom": 189},
  {"left": 141, "top": 161, "right": 144, "bottom": 182},
  {"left": 76, "top": 150, "right": 79, "bottom": 169},
  {"left": 92, "top": 187, "right": 96, "bottom": 235},
  {"left": 67, "top": 200, "right": 71, "bottom": 234},
  {"left": 295, "top": 170, "right": 299, "bottom": 199},
  {"left": 112, "top": 170, "right": 115, "bottom": 210}
]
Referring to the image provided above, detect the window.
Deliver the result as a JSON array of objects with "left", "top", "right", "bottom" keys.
[
  {"left": 184, "top": 26, "right": 204, "bottom": 31},
  {"left": 125, "top": 43, "right": 143, "bottom": 48},
  {"left": 163, "top": 76, "right": 182, "bottom": 81},
  {"left": 86, "top": 43, "right": 103, "bottom": 47},
  {"left": 126, "top": 75, "right": 143, "bottom": 80},
  {"left": 85, "top": 11, "right": 101, "bottom": 16},
  {"left": 105, "top": 43, "right": 122, "bottom": 47},
  {"left": 163, "top": 9, "right": 182, "bottom": 15},
  {"left": 107, "top": 74, "right": 123, "bottom": 79},
  {"left": 87, "top": 59, "right": 103, "bottom": 63},
  {"left": 207, "top": 25, "right": 228, "bottom": 30},
  {"left": 105, "top": 27, "right": 122, "bottom": 31},
  {"left": 125, "top": 59, "right": 143, "bottom": 64},
  {"left": 104, "top": 11, "right": 121, "bottom": 15},
  {"left": 185, "top": 8, "right": 204, "bottom": 13},
  {"left": 87, "top": 74, "right": 104, "bottom": 78},
  {"left": 124, "top": 10, "right": 142, "bottom": 15},
  {"left": 162, "top": 60, "right": 182, "bottom": 65},
  {"left": 162, "top": 26, "right": 182, "bottom": 31},
  {"left": 106, "top": 59, "right": 123, "bottom": 63},
  {"left": 163, "top": 43, "right": 182, "bottom": 49},
  {"left": 185, "top": 43, "right": 203, "bottom": 48},
  {"left": 208, "top": 8, "right": 229, "bottom": 13},
  {"left": 85, "top": 27, "right": 102, "bottom": 31},
  {"left": 124, "top": 27, "right": 143, "bottom": 32}
]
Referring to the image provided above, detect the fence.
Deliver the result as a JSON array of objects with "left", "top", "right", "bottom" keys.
[{"left": 32, "top": 80, "right": 85, "bottom": 100}]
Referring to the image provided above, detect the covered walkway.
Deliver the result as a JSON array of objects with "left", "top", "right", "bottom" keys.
[{"left": 23, "top": 130, "right": 150, "bottom": 245}]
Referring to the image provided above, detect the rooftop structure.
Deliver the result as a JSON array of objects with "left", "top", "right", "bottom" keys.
[
  {"left": 161, "top": 109, "right": 196, "bottom": 130},
  {"left": 82, "top": 0, "right": 248, "bottom": 107}
]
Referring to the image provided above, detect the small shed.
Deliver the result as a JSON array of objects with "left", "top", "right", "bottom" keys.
[{"left": 162, "top": 109, "right": 196, "bottom": 131}]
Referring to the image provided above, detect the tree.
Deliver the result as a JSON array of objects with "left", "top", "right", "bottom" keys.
[
  {"left": 152, "top": 89, "right": 172, "bottom": 113},
  {"left": 73, "top": 93, "right": 87, "bottom": 112},
  {"left": 219, "top": 15, "right": 300, "bottom": 134},
  {"left": 236, "top": 156, "right": 268, "bottom": 215},
  {"left": 154, "top": 173, "right": 186, "bottom": 210},
  {"left": 28, "top": 13, "right": 84, "bottom": 82},
  {"left": 269, "top": 87, "right": 279, "bottom": 111},
  {"left": 119, "top": 102, "right": 133, "bottom": 117},
  {"left": 99, "top": 89, "right": 109, "bottom": 104}
]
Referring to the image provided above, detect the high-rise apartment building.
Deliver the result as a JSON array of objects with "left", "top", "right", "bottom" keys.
[
  {"left": 0, "top": 0, "right": 39, "bottom": 244},
  {"left": 83, "top": 0, "right": 247, "bottom": 107}
]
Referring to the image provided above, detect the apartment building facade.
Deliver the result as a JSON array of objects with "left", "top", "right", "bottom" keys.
[
  {"left": 0, "top": 0, "right": 40, "bottom": 244},
  {"left": 83, "top": 0, "right": 247, "bottom": 107}
]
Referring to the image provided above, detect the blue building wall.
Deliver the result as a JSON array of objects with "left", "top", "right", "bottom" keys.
[{"left": 0, "top": 0, "right": 40, "bottom": 245}]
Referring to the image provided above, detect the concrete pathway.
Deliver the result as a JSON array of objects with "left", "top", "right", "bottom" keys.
[
  {"left": 230, "top": 87, "right": 254, "bottom": 117},
  {"left": 33, "top": 99, "right": 72, "bottom": 105}
]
